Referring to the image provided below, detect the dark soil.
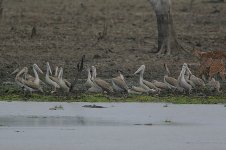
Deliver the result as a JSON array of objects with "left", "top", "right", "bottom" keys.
[{"left": 0, "top": 0, "right": 226, "bottom": 85}]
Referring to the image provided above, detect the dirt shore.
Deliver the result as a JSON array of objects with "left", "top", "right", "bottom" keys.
[{"left": 0, "top": 0, "right": 226, "bottom": 84}]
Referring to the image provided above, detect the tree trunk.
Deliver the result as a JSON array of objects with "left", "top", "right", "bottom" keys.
[
  {"left": 149, "top": 0, "right": 182, "bottom": 56},
  {"left": 0, "top": 0, "right": 3, "bottom": 22}
]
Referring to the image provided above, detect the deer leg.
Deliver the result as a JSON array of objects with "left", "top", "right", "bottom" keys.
[
  {"left": 220, "top": 71, "right": 225, "bottom": 80},
  {"left": 208, "top": 70, "right": 215, "bottom": 81}
]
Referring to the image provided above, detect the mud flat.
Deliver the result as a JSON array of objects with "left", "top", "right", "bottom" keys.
[{"left": 0, "top": 102, "right": 226, "bottom": 150}]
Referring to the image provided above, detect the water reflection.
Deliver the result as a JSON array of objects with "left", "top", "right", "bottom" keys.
[{"left": 0, "top": 116, "right": 130, "bottom": 127}]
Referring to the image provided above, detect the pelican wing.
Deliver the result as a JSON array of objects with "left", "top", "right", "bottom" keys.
[
  {"left": 22, "top": 79, "right": 41, "bottom": 90},
  {"left": 190, "top": 75, "right": 205, "bottom": 87},
  {"left": 88, "top": 86, "right": 103, "bottom": 93},
  {"left": 143, "top": 80, "right": 158, "bottom": 90},
  {"left": 64, "top": 79, "right": 71, "bottom": 88},
  {"left": 153, "top": 81, "right": 170, "bottom": 90},
  {"left": 94, "top": 78, "right": 113, "bottom": 93},
  {"left": 164, "top": 76, "right": 178, "bottom": 89},
  {"left": 49, "top": 76, "right": 59, "bottom": 83},
  {"left": 112, "top": 77, "right": 129, "bottom": 91},
  {"left": 131, "top": 86, "right": 147, "bottom": 93}
]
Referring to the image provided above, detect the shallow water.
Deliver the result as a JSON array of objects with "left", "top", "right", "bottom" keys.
[{"left": 0, "top": 102, "right": 226, "bottom": 150}]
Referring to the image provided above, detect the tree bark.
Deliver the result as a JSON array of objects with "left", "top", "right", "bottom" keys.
[
  {"left": 0, "top": 0, "right": 3, "bottom": 22},
  {"left": 149, "top": 0, "right": 182, "bottom": 56}
]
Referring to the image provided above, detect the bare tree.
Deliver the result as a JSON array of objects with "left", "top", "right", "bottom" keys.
[{"left": 149, "top": 0, "right": 186, "bottom": 56}]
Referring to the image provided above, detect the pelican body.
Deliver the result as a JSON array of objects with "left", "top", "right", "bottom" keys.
[
  {"left": 45, "top": 62, "right": 60, "bottom": 93},
  {"left": 112, "top": 71, "right": 129, "bottom": 93},
  {"left": 91, "top": 66, "right": 113, "bottom": 94}
]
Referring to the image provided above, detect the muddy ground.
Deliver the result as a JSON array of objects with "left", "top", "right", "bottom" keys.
[{"left": 0, "top": 0, "right": 226, "bottom": 85}]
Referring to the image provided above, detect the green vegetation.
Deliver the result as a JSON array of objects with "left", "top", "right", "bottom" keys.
[{"left": 0, "top": 84, "right": 226, "bottom": 104}]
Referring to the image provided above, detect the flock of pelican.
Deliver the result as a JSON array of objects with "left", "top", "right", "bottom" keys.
[{"left": 11, "top": 62, "right": 221, "bottom": 95}]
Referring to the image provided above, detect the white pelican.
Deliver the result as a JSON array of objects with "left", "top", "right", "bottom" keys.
[
  {"left": 84, "top": 67, "right": 102, "bottom": 93},
  {"left": 178, "top": 63, "right": 192, "bottom": 94},
  {"left": 16, "top": 64, "right": 44, "bottom": 93},
  {"left": 91, "top": 66, "right": 113, "bottom": 94},
  {"left": 45, "top": 62, "right": 60, "bottom": 93},
  {"left": 56, "top": 67, "right": 71, "bottom": 93},
  {"left": 84, "top": 67, "right": 95, "bottom": 89},
  {"left": 112, "top": 70, "right": 129, "bottom": 93},
  {"left": 163, "top": 63, "right": 183, "bottom": 92},
  {"left": 134, "top": 65, "right": 157, "bottom": 93},
  {"left": 185, "top": 65, "right": 205, "bottom": 88}
]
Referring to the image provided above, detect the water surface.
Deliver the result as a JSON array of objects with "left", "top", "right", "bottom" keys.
[{"left": 0, "top": 102, "right": 225, "bottom": 150}]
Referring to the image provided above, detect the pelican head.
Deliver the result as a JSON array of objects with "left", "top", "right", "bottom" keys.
[
  {"left": 134, "top": 65, "right": 145, "bottom": 74},
  {"left": 46, "top": 62, "right": 52, "bottom": 75},
  {"left": 182, "top": 63, "right": 192, "bottom": 75},
  {"left": 11, "top": 68, "right": 20, "bottom": 75},
  {"left": 16, "top": 67, "right": 28, "bottom": 78},
  {"left": 33, "top": 64, "right": 43, "bottom": 74},
  {"left": 182, "top": 63, "right": 188, "bottom": 71}
]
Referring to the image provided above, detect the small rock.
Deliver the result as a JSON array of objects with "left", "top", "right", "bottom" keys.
[
  {"left": 163, "top": 104, "right": 168, "bottom": 107},
  {"left": 82, "top": 104, "right": 106, "bottom": 108}
]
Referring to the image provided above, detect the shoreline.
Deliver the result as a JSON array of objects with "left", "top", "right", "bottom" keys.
[{"left": 1, "top": 84, "right": 226, "bottom": 104}]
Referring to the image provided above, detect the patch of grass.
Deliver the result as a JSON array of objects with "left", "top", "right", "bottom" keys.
[
  {"left": 0, "top": 85, "right": 226, "bottom": 104},
  {"left": 0, "top": 93, "right": 225, "bottom": 104}
]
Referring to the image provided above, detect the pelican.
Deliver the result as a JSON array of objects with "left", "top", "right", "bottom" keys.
[
  {"left": 91, "top": 66, "right": 113, "bottom": 94},
  {"left": 163, "top": 63, "right": 183, "bottom": 92},
  {"left": 49, "top": 66, "right": 71, "bottom": 89},
  {"left": 56, "top": 67, "right": 71, "bottom": 93},
  {"left": 11, "top": 67, "right": 39, "bottom": 82},
  {"left": 112, "top": 70, "right": 129, "bottom": 93},
  {"left": 84, "top": 67, "right": 95, "bottom": 89},
  {"left": 134, "top": 65, "right": 158, "bottom": 93},
  {"left": 14, "top": 67, "right": 29, "bottom": 90},
  {"left": 185, "top": 65, "right": 205, "bottom": 88},
  {"left": 178, "top": 63, "right": 192, "bottom": 94},
  {"left": 17, "top": 64, "right": 44, "bottom": 93},
  {"left": 45, "top": 62, "right": 60, "bottom": 93},
  {"left": 84, "top": 67, "right": 102, "bottom": 93}
]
